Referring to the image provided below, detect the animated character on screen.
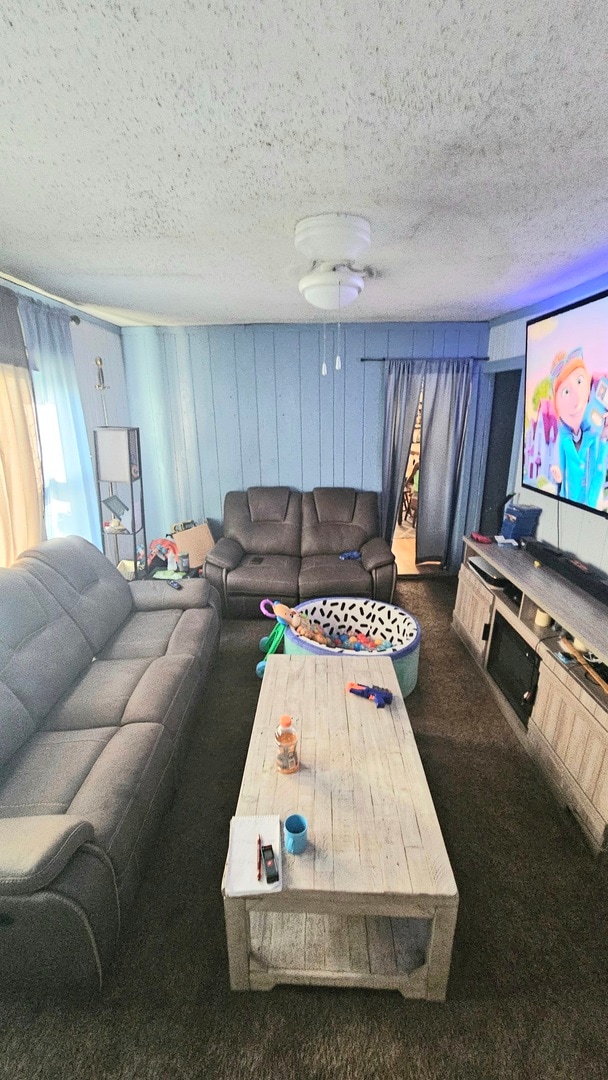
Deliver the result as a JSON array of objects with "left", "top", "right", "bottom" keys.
[{"left": 549, "top": 347, "right": 608, "bottom": 509}]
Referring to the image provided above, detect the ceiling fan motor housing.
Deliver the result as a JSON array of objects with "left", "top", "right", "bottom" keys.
[{"left": 295, "top": 213, "right": 371, "bottom": 309}]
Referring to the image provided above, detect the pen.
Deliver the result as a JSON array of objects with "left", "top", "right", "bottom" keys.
[{"left": 257, "top": 833, "right": 262, "bottom": 881}]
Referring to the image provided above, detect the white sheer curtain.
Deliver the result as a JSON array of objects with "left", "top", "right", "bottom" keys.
[
  {"left": 18, "top": 299, "right": 100, "bottom": 546},
  {"left": 0, "top": 287, "right": 43, "bottom": 567}
]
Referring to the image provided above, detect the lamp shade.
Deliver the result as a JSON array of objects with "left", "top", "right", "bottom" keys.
[{"left": 298, "top": 265, "right": 364, "bottom": 310}]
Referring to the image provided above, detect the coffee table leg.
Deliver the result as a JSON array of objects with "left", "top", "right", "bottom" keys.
[
  {"left": 423, "top": 903, "right": 458, "bottom": 1001},
  {"left": 223, "top": 898, "right": 251, "bottom": 990}
]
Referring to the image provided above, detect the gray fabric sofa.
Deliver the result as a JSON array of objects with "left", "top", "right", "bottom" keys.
[
  {"left": 204, "top": 486, "right": 396, "bottom": 617},
  {"left": 0, "top": 535, "right": 221, "bottom": 993}
]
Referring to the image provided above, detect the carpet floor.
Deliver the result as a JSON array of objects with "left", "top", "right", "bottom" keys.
[{"left": 2, "top": 579, "right": 608, "bottom": 1080}]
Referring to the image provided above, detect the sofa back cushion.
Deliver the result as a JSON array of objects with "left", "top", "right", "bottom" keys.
[
  {"left": 301, "top": 488, "right": 380, "bottom": 555},
  {"left": 0, "top": 566, "right": 93, "bottom": 766},
  {"left": 223, "top": 488, "right": 302, "bottom": 557},
  {"left": 17, "top": 536, "right": 133, "bottom": 654}
]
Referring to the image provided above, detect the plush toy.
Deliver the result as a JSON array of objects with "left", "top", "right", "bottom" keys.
[
  {"left": 269, "top": 601, "right": 335, "bottom": 647},
  {"left": 256, "top": 599, "right": 335, "bottom": 676}
]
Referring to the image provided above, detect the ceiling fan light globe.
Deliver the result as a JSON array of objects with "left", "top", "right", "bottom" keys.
[{"left": 298, "top": 267, "right": 364, "bottom": 309}]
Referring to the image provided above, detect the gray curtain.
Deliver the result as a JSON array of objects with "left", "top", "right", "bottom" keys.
[
  {"left": 416, "top": 358, "right": 474, "bottom": 568},
  {"left": 380, "top": 359, "right": 424, "bottom": 540},
  {"left": 382, "top": 356, "right": 478, "bottom": 570},
  {"left": 0, "top": 286, "right": 28, "bottom": 367}
]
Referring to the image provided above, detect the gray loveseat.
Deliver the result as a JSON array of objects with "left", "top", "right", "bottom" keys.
[
  {"left": 0, "top": 535, "right": 221, "bottom": 993},
  {"left": 204, "top": 486, "right": 396, "bottom": 617}
]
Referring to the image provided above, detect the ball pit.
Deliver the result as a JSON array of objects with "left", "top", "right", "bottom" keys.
[{"left": 283, "top": 596, "right": 421, "bottom": 697}]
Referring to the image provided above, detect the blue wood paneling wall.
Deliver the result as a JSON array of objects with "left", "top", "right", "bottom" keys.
[{"left": 122, "top": 321, "right": 489, "bottom": 540}]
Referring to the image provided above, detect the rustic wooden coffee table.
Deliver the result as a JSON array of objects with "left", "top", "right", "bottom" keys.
[{"left": 222, "top": 654, "right": 458, "bottom": 999}]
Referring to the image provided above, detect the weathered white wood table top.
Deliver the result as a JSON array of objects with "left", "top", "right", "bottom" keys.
[
  {"left": 224, "top": 653, "right": 458, "bottom": 998},
  {"left": 236, "top": 653, "right": 457, "bottom": 905}
]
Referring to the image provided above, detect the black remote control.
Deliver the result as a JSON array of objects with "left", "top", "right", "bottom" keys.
[
  {"left": 261, "top": 844, "right": 279, "bottom": 884},
  {"left": 167, "top": 580, "right": 183, "bottom": 590}
]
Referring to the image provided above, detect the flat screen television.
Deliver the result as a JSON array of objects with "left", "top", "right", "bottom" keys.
[{"left": 523, "top": 288, "right": 608, "bottom": 517}]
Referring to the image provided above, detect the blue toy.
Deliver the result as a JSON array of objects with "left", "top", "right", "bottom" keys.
[
  {"left": 339, "top": 550, "right": 361, "bottom": 560},
  {"left": 347, "top": 682, "right": 393, "bottom": 708}
]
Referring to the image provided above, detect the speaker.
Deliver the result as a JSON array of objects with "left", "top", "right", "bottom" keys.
[
  {"left": 94, "top": 427, "right": 141, "bottom": 482},
  {"left": 521, "top": 538, "right": 608, "bottom": 609}
]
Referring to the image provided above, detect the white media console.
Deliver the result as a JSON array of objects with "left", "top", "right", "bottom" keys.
[{"left": 453, "top": 538, "right": 608, "bottom": 854}]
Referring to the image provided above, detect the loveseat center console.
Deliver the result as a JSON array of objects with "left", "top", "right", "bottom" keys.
[{"left": 453, "top": 538, "right": 608, "bottom": 854}]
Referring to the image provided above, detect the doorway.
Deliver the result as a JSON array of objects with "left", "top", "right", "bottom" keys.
[{"left": 391, "top": 390, "right": 443, "bottom": 577}]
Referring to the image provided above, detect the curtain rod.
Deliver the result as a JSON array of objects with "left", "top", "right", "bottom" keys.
[{"left": 359, "top": 355, "right": 486, "bottom": 362}]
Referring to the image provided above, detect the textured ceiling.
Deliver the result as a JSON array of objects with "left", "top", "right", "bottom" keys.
[{"left": 2, "top": 1, "right": 608, "bottom": 326}]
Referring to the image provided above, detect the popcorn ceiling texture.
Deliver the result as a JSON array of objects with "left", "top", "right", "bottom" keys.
[{"left": 1, "top": 1, "right": 608, "bottom": 325}]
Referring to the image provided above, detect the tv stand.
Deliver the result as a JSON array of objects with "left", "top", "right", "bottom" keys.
[{"left": 453, "top": 538, "right": 608, "bottom": 854}]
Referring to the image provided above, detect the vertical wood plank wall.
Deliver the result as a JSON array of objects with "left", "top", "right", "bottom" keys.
[
  {"left": 122, "top": 322, "right": 489, "bottom": 539},
  {"left": 488, "top": 273, "right": 608, "bottom": 573}
]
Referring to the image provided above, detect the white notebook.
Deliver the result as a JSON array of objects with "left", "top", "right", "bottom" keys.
[{"left": 223, "top": 815, "right": 282, "bottom": 897}]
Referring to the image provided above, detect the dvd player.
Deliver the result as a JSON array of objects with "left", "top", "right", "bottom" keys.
[{"left": 468, "top": 555, "right": 507, "bottom": 586}]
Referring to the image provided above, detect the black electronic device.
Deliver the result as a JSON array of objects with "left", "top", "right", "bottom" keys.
[
  {"left": 261, "top": 844, "right": 279, "bottom": 884},
  {"left": 167, "top": 580, "right": 183, "bottom": 590},
  {"left": 468, "top": 555, "right": 507, "bottom": 587},
  {"left": 520, "top": 538, "right": 608, "bottom": 608},
  {"left": 486, "top": 612, "right": 541, "bottom": 728}
]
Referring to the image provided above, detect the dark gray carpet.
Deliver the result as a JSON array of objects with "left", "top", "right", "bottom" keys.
[{"left": 2, "top": 579, "right": 608, "bottom": 1080}]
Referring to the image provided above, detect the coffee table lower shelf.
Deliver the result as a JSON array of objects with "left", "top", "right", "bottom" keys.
[{"left": 224, "top": 899, "right": 457, "bottom": 999}]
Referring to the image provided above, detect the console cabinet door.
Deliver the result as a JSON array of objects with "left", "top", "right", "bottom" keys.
[
  {"left": 530, "top": 662, "right": 608, "bottom": 847},
  {"left": 453, "top": 564, "right": 494, "bottom": 665}
]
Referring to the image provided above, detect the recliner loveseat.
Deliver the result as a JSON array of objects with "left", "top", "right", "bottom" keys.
[
  {"left": 204, "top": 487, "right": 396, "bottom": 617},
  {"left": 0, "top": 535, "right": 221, "bottom": 992}
]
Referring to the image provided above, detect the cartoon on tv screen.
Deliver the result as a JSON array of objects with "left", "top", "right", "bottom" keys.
[{"left": 524, "top": 294, "right": 608, "bottom": 513}]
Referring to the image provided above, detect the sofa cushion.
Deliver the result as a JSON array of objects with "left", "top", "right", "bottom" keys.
[
  {"left": 0, "top": 721, "right": 174, "bottom": 884},
  {"left": 0, "top": 727, "right": 118, "bottom": 817},
  {"left": 16, "top": 536, "right": 133, "bottom": 654},
  {"left": 166, "top": 606, "right": 221, "bottom": 664},
  {"left": 98, "top": 610, "right": 182, "bottom": 659},
  {"left": 223, "top": 488, "right": 302, "bottom": 557},
  {"left": 301, "top": 489, "right": 380, "bottom": 556},
  {"left": 67, "top": 722, "right": 174, "bottom": 880},
  {"left": 0, "top": 567, "right": 93, "bottom": 763},
  {"left": 227, "top": 554, "right": 301, "bottom": 597},
  {"left": 121, "top": 655, "right": 200, "bottom": 741},
  {"left": 44, "top": 660, "right": 153, "bottom": 730},
  {"left": 298, "top": 555, "right": 374, "bottom": 600}
]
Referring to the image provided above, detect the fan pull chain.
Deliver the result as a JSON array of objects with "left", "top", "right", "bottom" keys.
[
  {"left": 335, "top": 282, "right": 342, "bottom": 370},
  {"left": 322, "top": 321, "right": 328, "bottom": 376}
]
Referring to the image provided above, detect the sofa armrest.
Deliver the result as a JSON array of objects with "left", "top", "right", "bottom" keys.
[
  {"left": 204, "top": 537, "right": 244, "bottom": 570},
  {"left": 129, "top": 578, "right": 215, "bottom": 610},
  {"left": 0, "top": 816, "right": 94, "bottom": 896},
  {"left": 360, "top": 537, "right": 395, "bottom": 571}
]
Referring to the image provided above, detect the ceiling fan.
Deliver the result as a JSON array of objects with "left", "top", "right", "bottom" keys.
[{"left": 294, "top": 213, "right": 373, "bottom": 310}]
